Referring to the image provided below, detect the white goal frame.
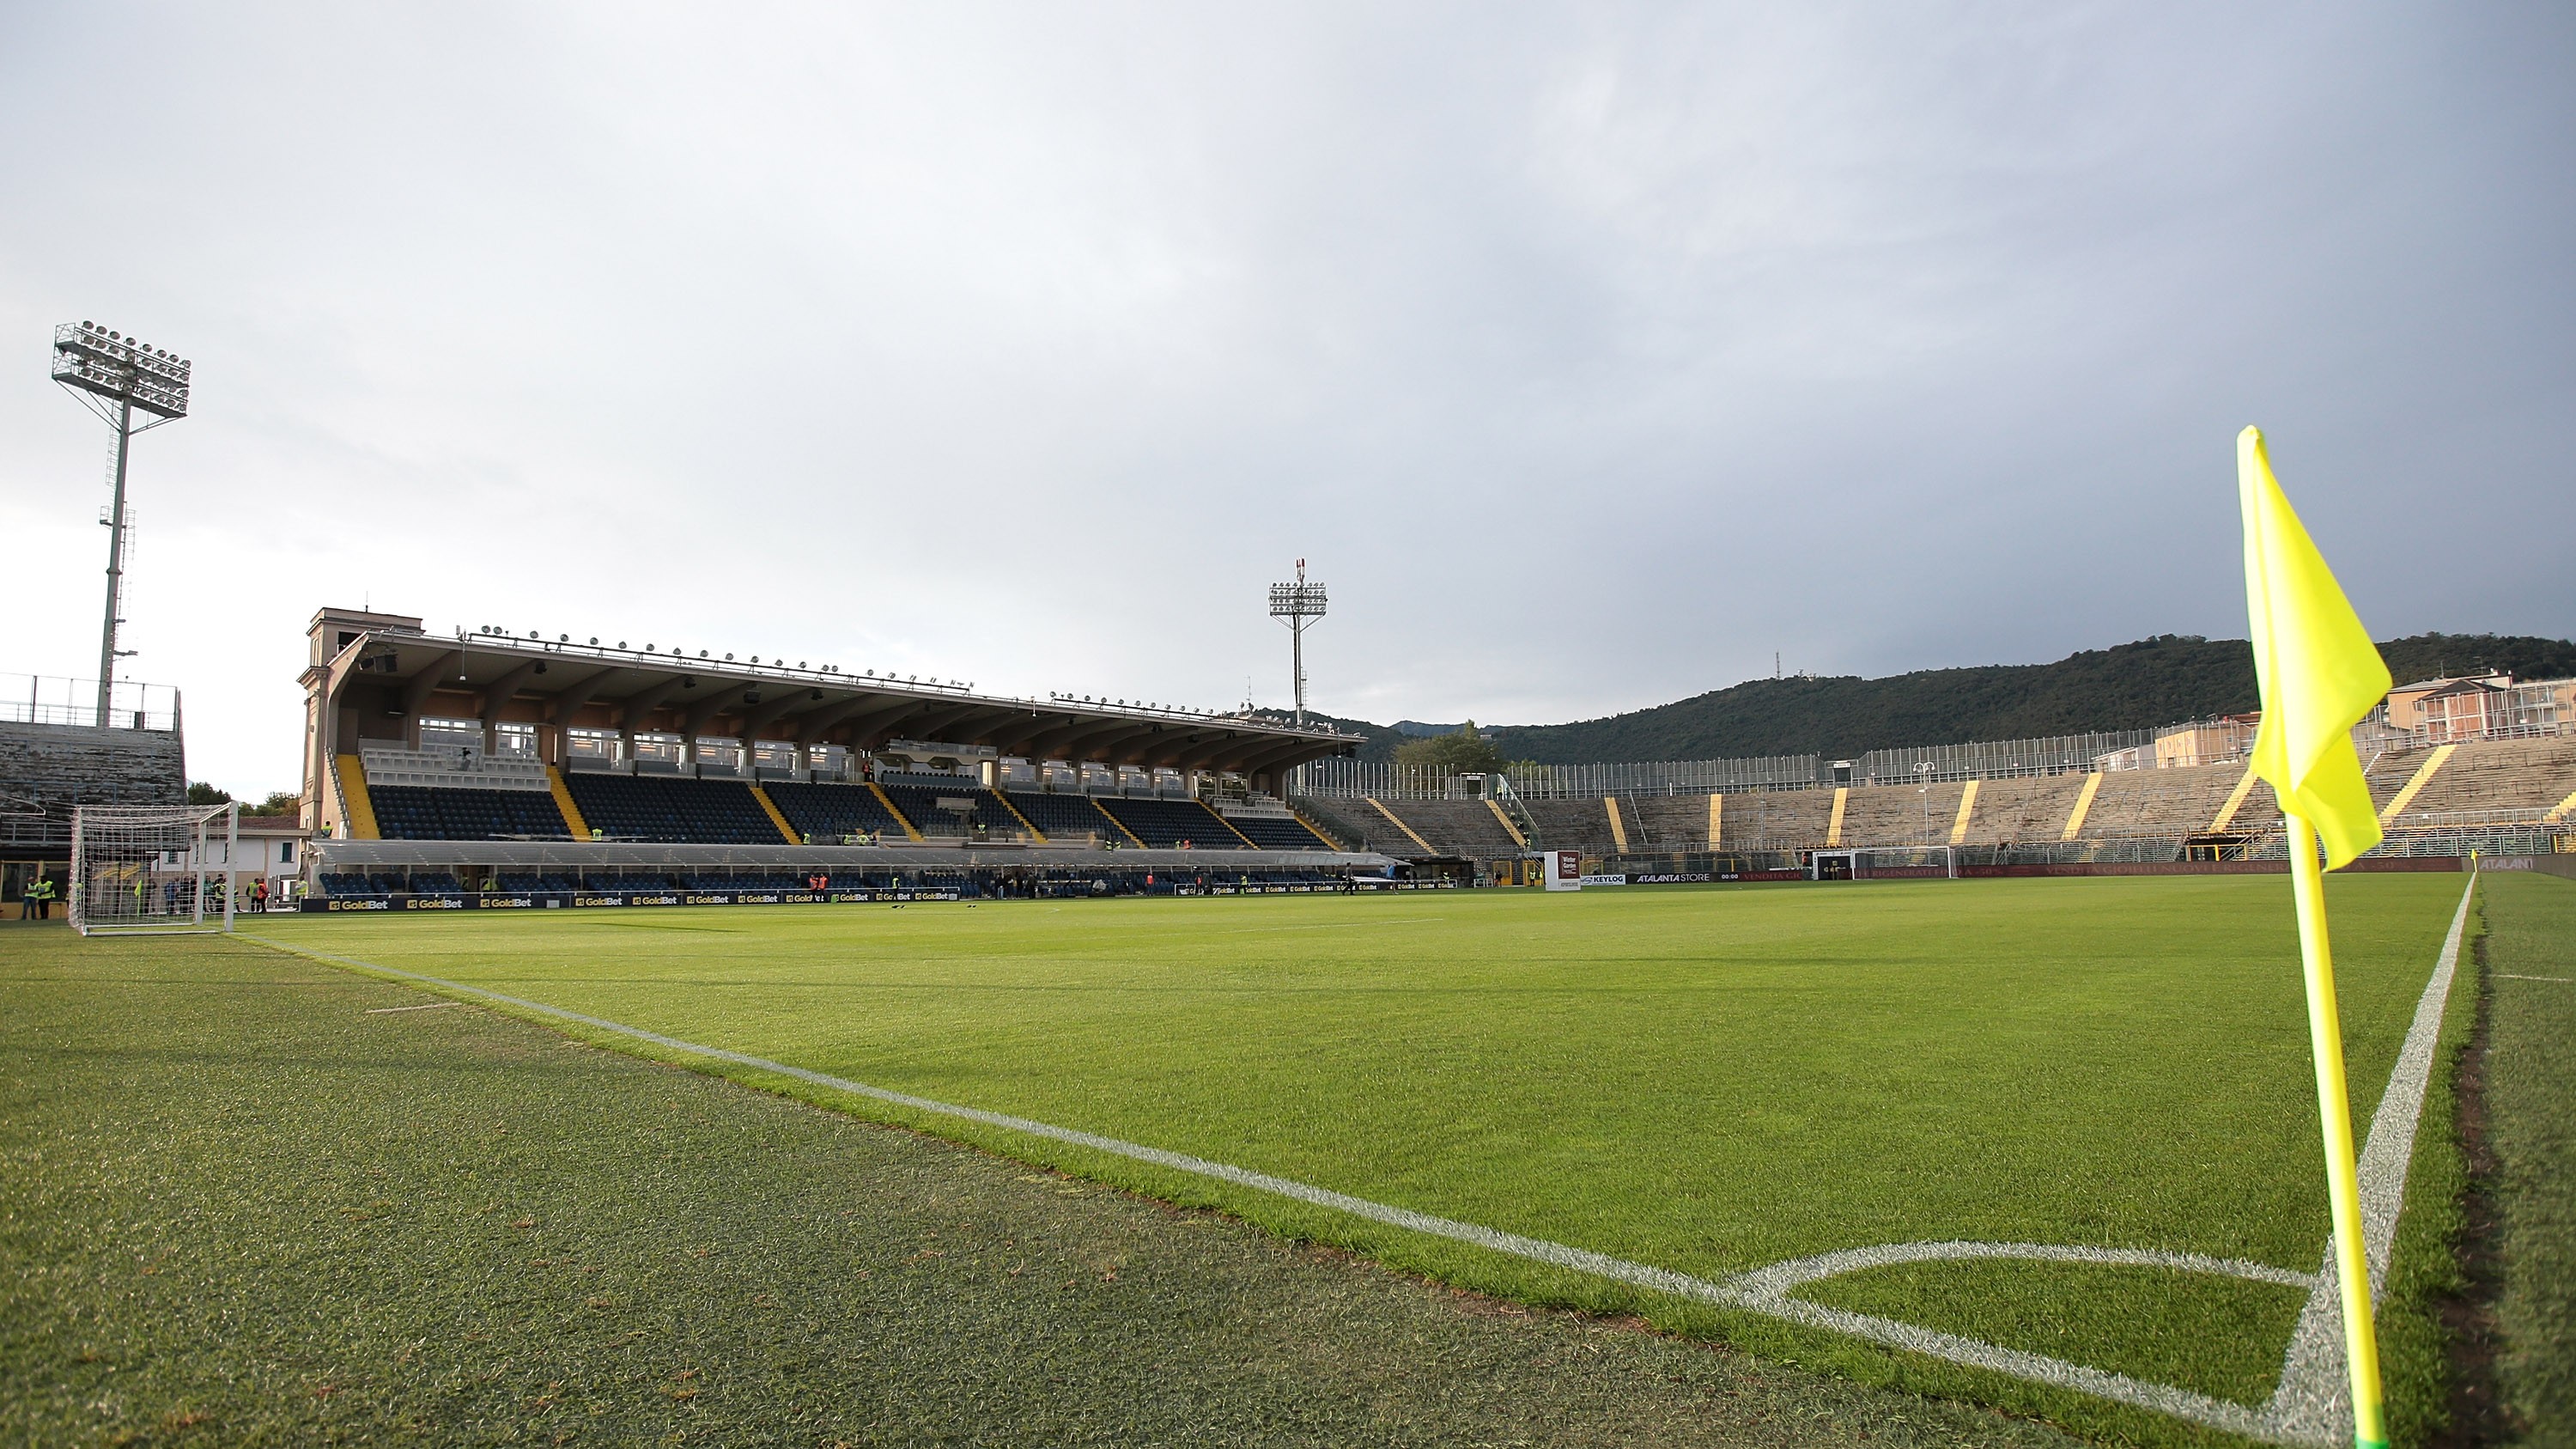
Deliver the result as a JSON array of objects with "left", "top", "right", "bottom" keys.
[
  {"left": 70, "top": 803, "right": 239, "bottom": 935},
  {"left": 1808, "top": 843, "right": 1957, "bottom": 880}
]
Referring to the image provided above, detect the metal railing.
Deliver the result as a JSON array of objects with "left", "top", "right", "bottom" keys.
[{"left": 0, "top": 675, "right": 181, "bottom": 732}]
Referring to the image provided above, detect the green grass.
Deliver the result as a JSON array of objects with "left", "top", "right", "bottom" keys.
[
  {"left": 240, "top": 874, "right": 2476, "bottom": 1443},
  {"left": 0, "top": 922, "right": 2088, "bottom": 1447},
  {"left": 2478, "top": 872, "right": 2576, "bottom": 1440}
]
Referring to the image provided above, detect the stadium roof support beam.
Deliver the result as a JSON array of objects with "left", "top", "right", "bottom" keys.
[
  {"left": 681, "top": 685, "right": 739, "bottom": 740},
  {"left": 478, "top": 660, "right": 544, "bottom": 725},
  {"left": 544, "top": 667, "right": 619, "bottom": 724},
  {"left": 402, "top": 649, "right": 465, "bottom": 721},
  {"left": 817, "top": 697, "right": 927, "bottom": 748},
  {"left": 1014, "top": 717, "right": 1133, "bottom": 764},
  {"left": 875, "top": 702, "right": 1009, "bottom": 750},
  {"left": 738, "top": 689, "right": 816, "bottom": 742},
  {"left": 618, "top": 679, "right": 688, "bottom": 734},
  {"left": 793, "top": 695, "right": 878, "bottom": 746}
]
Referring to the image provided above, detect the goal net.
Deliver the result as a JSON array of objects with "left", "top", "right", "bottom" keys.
[
  {"left": 70, "top": 803, "right": 239, "bottom": 935},
  {"left": 1808, "top": 844, "right": 1957, "bottom": 880}
]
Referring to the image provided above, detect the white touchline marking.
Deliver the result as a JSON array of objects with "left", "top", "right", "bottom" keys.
[
  {"left": 364, "top": 1001, "right": 463, "bottom": 1014},
  {"left": 2258, "top": 873, "right": 2477, "bottom": 1447},
  {"left": 246, "top": 876, "right": 2476, "bottom": 1448},
  {"left": 2495, "top": 973, "right": 2569, "bottom": 983}
]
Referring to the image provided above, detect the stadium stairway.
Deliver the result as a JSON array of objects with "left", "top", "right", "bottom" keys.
[
  {"left": 545, "top": 766, "right": 592, "bottom": 839},
  {"left": 2382, "top": 736, "right": 2576, "bottom": 820},
  {"left": 1956, "top": 774, "right": 2091, "bottom": 844},
  {"left": 335, "top": 754, "right": 380, "bottom": 839},
  {"left": 1370, "top": 799, "right": 1521, "bottom": 861},
  {"left": 559, "top": 773, "right": 792, "bottom": 845},
  {"left": 1095, "top": 797, "right": 1250, "bottom": 849},
  {"left": 878, "top": 783, "right": 1024, "bottom": 841},
  {"left": 2073, "top": 762, "right": 2245, "bottom": 839},
  {"left": 990, "top": 790, "right": 1048, "bottom": 841},
  {"left": 763, "top": 780, "right": 912, "bottom": 843},
  {"left": 1286, "top": 796, "right": 1377, "bottom": 853},
  {"left": 1364, "top": 799, "right": 1441, "bottom": 857},
  {"left": 1708, "top": 789, "right": 1832, "bottom": 851},
  {"left": 1830, "top": 781, "right": 1969, "bottom": 848},
  {"left": 1626, "top": 795, "right": 1711, "bottom": 851},
  {"left": 999, "top": 789, "right": 1127, "bottom": 845},
  {"left": 868, "top": 782, "right": 926, "bottom": 842},
  {"left": 748, "top": 784, "right": 799, "bottom": 843},
  {"left": 1224, "top": 813, "right": 1334, "bottom": 850},
  {"left": 1522, "top": 798, "right": 1619, "bottom": 855}
]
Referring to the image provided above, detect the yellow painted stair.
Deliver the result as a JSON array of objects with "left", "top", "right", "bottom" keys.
[
  {"left": 2209, "top": 767, "right": 2261, "bottom": 832},
  {"left": 1091, "top": 798, "right": 1144, "bottom": 847},
  {"left": 545, "top": 765, "right": 592, "bottom": 840},
  {"left": 2060, "top": 771, "right": 2105, "bottom": 841},
  {"left": 993, "top": 789, "right": 1047, "bottom": 842},
  {"left": 1949, "top": 779, "right": 1980, "bottom": 845},
  {"left": 1604, "top": 796, "right": 1630, "bottom": 853},
  {"left": 1486, "top": 796, "right": 1528, "bottom": 849},
  {"left": 335, "top": 754, "right": 380, "bottom": 839},
  {"left": 869, "top": 781, "right": 925, "bottom": 842},
  {"left": 2379, "top": 744, "right": 2457, "bottom": 821},
  {"left": 1826, "top": 787, "right": 1848, "bottom": 847},
  {"left": 749, "top": 783, "right": 799, "bottom": 843},
  {"left": 1364, "top": 798, "right": 1437, "bottom": 856}
]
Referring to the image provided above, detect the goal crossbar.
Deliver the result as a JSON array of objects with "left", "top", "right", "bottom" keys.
[{"left": 70, "top": 803, "right": 240, "bottom": 935}]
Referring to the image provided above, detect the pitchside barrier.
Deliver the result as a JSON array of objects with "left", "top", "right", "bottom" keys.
[{"left": 298, "top": 878, "right": 1460, "bottom": 911}]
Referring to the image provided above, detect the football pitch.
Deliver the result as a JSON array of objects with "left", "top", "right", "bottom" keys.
[{"left": 244, "top": 872, "right": 2477, "bottom": 1444}]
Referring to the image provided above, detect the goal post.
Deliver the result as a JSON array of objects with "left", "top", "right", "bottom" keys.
[
  {"left": 70, "top": 803, "right": 239, "bottom": 935},
  {"left": 1808, "top": 844, "right": 1957, "bottom": 880}
]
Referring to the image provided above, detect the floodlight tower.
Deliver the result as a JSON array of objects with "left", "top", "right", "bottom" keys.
[
  {"left": 1267, "top": 558, "right": 1327, "bottom": 728},
  {"left": 52, "top": 322, "right": 191, "bottom": 727}
]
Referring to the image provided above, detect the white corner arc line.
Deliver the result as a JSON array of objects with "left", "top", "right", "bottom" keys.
[{"left": 241, "top": 876, "right": 2476, "bottom": 1448}]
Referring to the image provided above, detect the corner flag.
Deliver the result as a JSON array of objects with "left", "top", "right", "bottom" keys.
[
  {"left": 2239, "top": 424, "right": 2396, "bottom": 1449},
  {"left": 2239, "top": 427, "right": 2392, "bottom": 868}
]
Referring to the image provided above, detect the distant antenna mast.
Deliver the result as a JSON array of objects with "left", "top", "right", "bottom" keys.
[
  {"left": 1267, "top": 559, "right": 1328, "bottom": 728},
  {"left": 52, "top": 321, "right": 191, "bottom": 727}
]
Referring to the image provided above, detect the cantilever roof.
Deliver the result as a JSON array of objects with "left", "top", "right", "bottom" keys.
[{"left": 312, "top": 625, "right": 1359, "bottom": 777}]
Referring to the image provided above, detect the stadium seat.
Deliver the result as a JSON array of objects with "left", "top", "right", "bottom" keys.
[
  {"left": 763, "top": 781, "right": 911, "bottom": 843},
  {"left": 368, "top": 785, "right": 571, "bottom": 841},
  {"left": 560, "top": 774, "right": 788, "bottom": 844},
  {"left": 1092, "top": 797, "right": 1249, "bottom": 849},
  {"left": 999, "top": 790, "right": 1120, "bottom": 842}
]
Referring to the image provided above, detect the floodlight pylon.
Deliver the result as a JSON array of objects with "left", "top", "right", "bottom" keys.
[
  {"left": 52, "top": 322, "right": 191, "bottom": 728},
  {"left": 1267, "top": 558, "right": 1327, "bottom": 728}
]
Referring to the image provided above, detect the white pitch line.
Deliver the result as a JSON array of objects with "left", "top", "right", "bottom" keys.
[
  {"left": 2258, "top": 873, "right": 2477, "bottom": 1447},
  {"left": 245, "top": 883, "right": 2479, "bottom": 1446},
  {"left": 2495, "top": 973, "right": 2569, "bottom": 983}
]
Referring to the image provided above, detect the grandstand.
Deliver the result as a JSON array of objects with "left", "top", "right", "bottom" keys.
[
  {"left": 292, "top": 607, "right": 1398, "bottom": 904},
  {"left": 0, "top": 678, "right": 187, "bottom": 908},
  {"left": 1291, "top": 684, "right": 2576, "bottom": 878}
]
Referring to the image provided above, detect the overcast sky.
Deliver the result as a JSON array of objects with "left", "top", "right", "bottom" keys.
[{"left": 3, "top": 3, "right": 2569, "bottom": 795}]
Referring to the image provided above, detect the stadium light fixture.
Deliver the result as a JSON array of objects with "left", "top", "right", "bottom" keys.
[
  {"left": 1267, "top": 558, "right": 1327, "bottom": 729},
  {"left": 53, "top": 321, "right": 191, "bottom": 728}
]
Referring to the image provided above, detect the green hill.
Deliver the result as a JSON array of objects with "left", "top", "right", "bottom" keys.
[{"left": 1294, "top": 633, "right": 2576, "bottom": 765}]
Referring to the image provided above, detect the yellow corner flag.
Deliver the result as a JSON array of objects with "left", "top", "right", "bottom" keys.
[
  {"left": 2240, "top": 426, "right": 2391, "bottom": 868},
  {"left": 2238, "top": 424, "right": 2396, "bottom": 1449}
]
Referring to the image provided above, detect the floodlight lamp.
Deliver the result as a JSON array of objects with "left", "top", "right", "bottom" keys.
[{"left": 589, "top": 636, "right": 598, "bottom": 645}]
